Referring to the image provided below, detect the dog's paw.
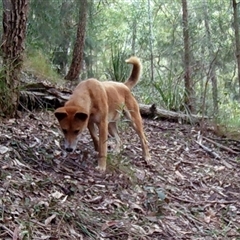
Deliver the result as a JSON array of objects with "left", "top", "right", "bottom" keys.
[
  {"left": 144, "top": 154, "right": 151, "bottom": 163},
  {"left": 95, "top": 165, "right": 106, "bottom": 172}
]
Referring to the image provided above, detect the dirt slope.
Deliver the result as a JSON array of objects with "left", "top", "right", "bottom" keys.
[{"left": 0, "top": 111, "right": 239, "bottom": 240}]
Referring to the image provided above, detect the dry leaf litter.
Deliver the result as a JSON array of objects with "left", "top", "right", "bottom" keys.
[{"left": 0, "top": 111, "right": 239, "bottom": 240}]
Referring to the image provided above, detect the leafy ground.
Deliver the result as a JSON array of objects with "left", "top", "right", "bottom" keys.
[{"left": 0, "top": 111, "right": 240, "bottom": 240}]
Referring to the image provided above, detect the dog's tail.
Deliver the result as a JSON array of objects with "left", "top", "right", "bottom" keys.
[{"left": 124, "top": 56, "right": 142, "bottom": 89}]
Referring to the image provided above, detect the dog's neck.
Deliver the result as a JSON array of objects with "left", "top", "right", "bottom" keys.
[{"left": 65, "top": 94, "right": 91, "bottom": 113}]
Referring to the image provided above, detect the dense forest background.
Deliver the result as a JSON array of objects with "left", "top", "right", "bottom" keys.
[
  {"left": 1, "top": 1, "right": 240, "bottom": 239},
  {"left": 1, "top": 0, "right": 240, "bottom": 129}
]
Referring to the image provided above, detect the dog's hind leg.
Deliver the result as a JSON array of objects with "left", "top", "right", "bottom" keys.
[
  {"left": 108, "top": 122, "right": 122, "bottom": 153},
  {"left": 125, "top": 96, "right": 151, "bottom": 162}
]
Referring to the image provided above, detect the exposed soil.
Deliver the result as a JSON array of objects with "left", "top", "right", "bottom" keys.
[{"left": 0, "top": 111, "right": 239, "bottom": 240}]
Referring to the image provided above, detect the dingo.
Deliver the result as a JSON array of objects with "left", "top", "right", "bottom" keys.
[{"left": 54, "top": 57, "right": 151, "bottom": 171}]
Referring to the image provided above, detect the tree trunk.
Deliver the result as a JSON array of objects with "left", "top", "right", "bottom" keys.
[
  {"left": 53, "top": 0, "right": 73, "bottom": 76},
  {"left": 147, "top": 0, "right": 154, "bottom": 83},
  {"left": 84, "top": 1, "right": 94, "bottom": 78},
  {"left": 203, "top": 1, "right": 218, "bottom": 117},
  {"left": 1, "top": 0, "right": 29, "bottom": 117},
  {"left": 64, "top": 0, "right": 88, "bottom": 81},
  {"left": 182, "top": 0, "right": 194, "bottom": 113},
  {"left": 232, "top": 0, "right": 240, "bottom": 97},
  {"left": 131, "top": 17, "right": 137, "bottom": 56}
]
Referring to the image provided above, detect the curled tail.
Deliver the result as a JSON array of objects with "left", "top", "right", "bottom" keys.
[{"left": 124, "top": 56, "right": 142, "bottom": 89}]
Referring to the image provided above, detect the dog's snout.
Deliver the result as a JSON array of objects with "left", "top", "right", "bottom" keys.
[{"left": 66, "top": 147, "right": 73, "bottom": 152}]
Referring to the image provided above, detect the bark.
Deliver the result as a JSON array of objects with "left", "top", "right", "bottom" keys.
[
  {"left": 182, "top": 0, "right": 194, "bottom": 112},
  {"left": 232, "top": 0, "right": 240, "bottom": 97},
  {"left": 64, "top": 0, "right": 88, "bottom": 81},
  {"left": 1, "top": 0, "right": 29, "bottom": 117}
]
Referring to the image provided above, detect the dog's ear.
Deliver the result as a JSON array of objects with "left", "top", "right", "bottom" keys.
[
  {"left": 74, "top": 112, "right": 88, "bottom": 121},
  {"left": 54, "top": 108, "right": 68, "bottom": 121}
]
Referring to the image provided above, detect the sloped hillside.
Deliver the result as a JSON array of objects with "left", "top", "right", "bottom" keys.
[{"left": 0, "top": 111, "right": 239, "bottom": 239}]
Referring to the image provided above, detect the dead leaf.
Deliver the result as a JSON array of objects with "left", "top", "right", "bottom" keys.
[
  {"left": 101, "top": 221, "right": 124, "bottom": 231},
  {"left": 45, "top": 214, "right": 57, "bottom": 225},
  {"left": 50, "top": 191, "right": 64, "bottom": 199},
  {"left": 175, "top": 170, "right": 185, "bottom": 180},
  {"left": 0, "top": 145, "right": 10, "bottom": 154},
  {"left": 130, "top": 202, "right": 146, "bottom": 214}
]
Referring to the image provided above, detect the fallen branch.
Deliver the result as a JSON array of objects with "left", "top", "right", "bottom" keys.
[
  {"left": 196, "top": 132, "right": 221, "bottom": 159},
  {"left": 139, "top": 103, "right": 208, "bottom": 124},
  {"left": 195, "top": 140, "right": 221, "bottom": 159},
  {"left": 169, "top": 192, "right": 240, "bottom": 205},
  {"left": 202, "top": 136, "right": 239, "bottom": 155}
]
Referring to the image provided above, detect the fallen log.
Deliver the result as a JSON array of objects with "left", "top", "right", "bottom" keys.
[
  {"left": 139, "top": 103, "right": 208, "bottom": 124},
  {"left": 19, "top": 81, "right": 71, "bottom": 110},
  {"left": 19, "top": 81, "right": 207, "bottom": 124}
]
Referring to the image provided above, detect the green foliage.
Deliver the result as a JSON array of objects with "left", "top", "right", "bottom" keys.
[
  {"left": 24, "top": 50, "right": 61, "bottom": 83},
  {"left": 218, "top": 98, "right": 240, "bottom": 131},
  {"left": 152, "top": 69, "right": 185, "bottom": 111},
  {"left": 106, "top": 46, "right": 129, "bottom": 82}
]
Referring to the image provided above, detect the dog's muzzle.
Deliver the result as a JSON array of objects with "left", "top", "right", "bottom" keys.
[{"left": 65, "top": 147, "right": 74, "bottom": 152}]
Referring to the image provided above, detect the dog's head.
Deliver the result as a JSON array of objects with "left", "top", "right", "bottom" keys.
[{"left": 54, "top": 106, "right": 89, "bottom": 152}]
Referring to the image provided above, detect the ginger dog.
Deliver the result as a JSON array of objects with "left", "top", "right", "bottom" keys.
[{"left": 54, "top": 57, "right": 151, "bottom": 171}]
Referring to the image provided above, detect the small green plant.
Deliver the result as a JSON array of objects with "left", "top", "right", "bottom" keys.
[
  {"left": 106, "top": 45, "right": 129, "bottom": 82},
  {"left": 137, "top": 68, "right": 185, "bottom": 111},
  {"left": 107, "top": 152, "right": 136, "bottom": 179},
  {"left": 153, "top": 69, "right": 185, "bottom": 111}
]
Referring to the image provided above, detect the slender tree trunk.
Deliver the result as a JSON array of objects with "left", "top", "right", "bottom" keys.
[
  {"left": 131, "top": 18, "right": 137, "bottom": 56},
  {"left": 1, "top": 0, "right": 29, "bottom": 117},
  {"left": 65, "top": 0, "right": 88, "bottom": 81},
  {"left": 203, "top": 1, "right": 218, "bottom": 117},
  {"left": 53, "top": 0, "right": 73, "bottom": 76},
  {"left": 232, "top": 0, "right": 240, "bottom": 97},
  {"left": 147, "top": 0, "right": 154, "bottom": 83},
  {"left": 182, "top": 0, "right": 194, "bottom": 112},
  {"left": 85, "top": 0, "right": 94, "bottom": 78}
]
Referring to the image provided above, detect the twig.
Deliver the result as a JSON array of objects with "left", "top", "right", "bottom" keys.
[
  {"left": 0, "top": 223, "right": 14, "bottom": 238},
  {"left": 168, "top": 192, "right": 240, "bottom": 206},
  {"left": 209, "top": 137, "right": 240, "bottom": 144},
  {"left": 195, "top": 140, "right": 221, "bottom": 159},
  {"left": 202, "top": 136, "right": 239, "bottom": 155}
]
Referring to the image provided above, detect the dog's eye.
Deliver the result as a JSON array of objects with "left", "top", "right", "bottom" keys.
[
  {"left": 74, "top": 130, "right": 80, "bottom": 135},
  {"left": 62, "top": 129, "right": 67, "bottom": 134}
]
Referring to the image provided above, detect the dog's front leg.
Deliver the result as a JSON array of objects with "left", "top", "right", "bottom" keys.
[
  {"left": 96, "top": 119, "right": 108, "bottom": 172},
  {"left": 88, "top": 122, "right": 99, "bottom": 151}
]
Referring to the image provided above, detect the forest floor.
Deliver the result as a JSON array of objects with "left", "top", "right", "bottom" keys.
[{"left": 0, "top": 110, "right": 240, "bottom": 240}]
